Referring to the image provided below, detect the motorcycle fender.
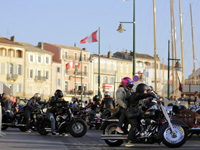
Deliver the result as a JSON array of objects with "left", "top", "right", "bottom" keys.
[
  {"left": 158, "top": 120, "right": 189, "bottom": 139},
  {"left": 100, "top": 120, "right": 118, "bottom": 130}
]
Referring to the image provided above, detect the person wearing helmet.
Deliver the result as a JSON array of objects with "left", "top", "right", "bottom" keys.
[
  {"left": 47, "top": 89, "right": 67, "bottom": 136},
  {"left": 125, "top": 83, "right": 156, "bottom": 147},
  {"left": 25, "top": 93, "right": 41, "bottom": 133},
  {"left": 88, "top": 95, "right": 101, "bottom": 123},
  {"left": 115, "top": 77, "right": 133, "bottom": 134},
  {"left": 101, "top": 91, "right": 115, "bottom": 118}
]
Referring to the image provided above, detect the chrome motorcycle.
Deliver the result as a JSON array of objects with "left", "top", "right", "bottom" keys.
[{"left": 101, "top": 95, "right": 188, "bottom": 148}]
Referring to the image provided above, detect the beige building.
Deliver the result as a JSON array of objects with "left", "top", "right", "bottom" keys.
[
  {"left": 0, "top": 37, "right": 25, "bottom": 97},
  {"left": 19, "top": 42, "right": 54, "bottom": 99},
  {"left": 42, "top": 43, "right": 91, "bottom": 101},
  {"left": 90, "top": 52, "right": 117, "bottom": 98}
]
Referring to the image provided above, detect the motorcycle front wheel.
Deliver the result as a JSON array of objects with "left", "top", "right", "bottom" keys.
[
  {"left": 161, "top": 124, "right": 188, "bottom": 148},
  {"left": 69, "top": 119, "right": 87, "bottom": 137},
  {"left": 103, "top": 123, "right": 124, "bottom": 147}
]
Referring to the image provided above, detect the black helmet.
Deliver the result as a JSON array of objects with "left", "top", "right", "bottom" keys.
[
  {"left": 136, "top": 83, "right": 150, "bottom": 93},
  {"left": 34, "top": 93, "right": 41, "bottom": 101},
  {"left": 54, "top": 89, "right": 63, "bottom": 98},
  {"left": 93, "top": 95, "right": 100, "bottom": 102}
]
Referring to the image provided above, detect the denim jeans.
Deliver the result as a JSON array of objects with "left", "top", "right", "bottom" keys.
[
  {"left": 47, "top": 112, "right": 56, "bottom": 133},
  {"left": 117, "top": 107, "right": 126, "bottom": 128}
]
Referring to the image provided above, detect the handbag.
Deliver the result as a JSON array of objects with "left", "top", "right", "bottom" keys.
[{"left": 126, "top": 107, "right": 141, "bottom": 119}]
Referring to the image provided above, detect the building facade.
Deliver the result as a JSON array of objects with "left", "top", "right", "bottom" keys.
[{"left": 0, "top": 37, "right": 25, "bottom": 97}]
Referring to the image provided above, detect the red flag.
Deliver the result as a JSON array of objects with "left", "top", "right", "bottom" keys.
[
  {"left": 80, "top": 30, "right": 98, "bottom": 44},
  {"left": 66, "top": 61, "right": 75, "bottom": 69}
]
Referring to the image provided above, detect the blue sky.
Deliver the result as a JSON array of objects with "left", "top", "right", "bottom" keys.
[{"left": 0, "top": 0, "right": 200, "bottom": 78}]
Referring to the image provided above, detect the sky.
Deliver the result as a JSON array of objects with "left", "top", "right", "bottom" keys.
[{"left": 0, "top": 0, "right": 200, "bottom": 78}]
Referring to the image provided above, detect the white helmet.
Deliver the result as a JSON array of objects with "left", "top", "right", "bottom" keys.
[
  {"left": 104, "top": 91, "right": 110, "bottom": 97},
  {"left": 34, "top": 93, "right": 41, "bottom": 101}
]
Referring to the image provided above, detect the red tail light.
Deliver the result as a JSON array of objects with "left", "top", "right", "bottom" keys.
[{"left": 97, "top": 117, "right": 100, "bottom": 119}]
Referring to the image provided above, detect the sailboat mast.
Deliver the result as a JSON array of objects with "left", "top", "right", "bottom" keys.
[
  {"left": 179, "top": 0, "right": 185, "bottom": 84},
  {"left": 170, "top": 0, "right": 175, "bottom": 95},
  {"left": 190, "top": 4, "right": 196, "bottom": 84},
  {"left": 153, "top": 0, "right": 157, "bottom": 91}
]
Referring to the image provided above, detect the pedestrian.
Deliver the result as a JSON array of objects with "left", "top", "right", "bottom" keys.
[
  {"left": 170, "top": 96, "right": 174, "bottom": 101},
  {"left": 178, "top": 93, "right": 187, "bottom": 102},
  {"left": 194, "top": 91, "right": 199, "bottom": 103}
]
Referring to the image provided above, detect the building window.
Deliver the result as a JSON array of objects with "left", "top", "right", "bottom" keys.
[
  {"left": 44, "top": 86, "right": 49, "bottom": 96},
  {"left": 104, "top": 76, "right": 108, "bottom": 83},
  {"left": 120, "top": 64, "right": 123, "bottom": 73},
  {"left": 46, "top": 57, "right": 49, "bottom": 64},
  {"left": 110, "top": 77, "right": 114, "bottom": 84},
  {"left": 58, "top": 79, "right": 61, "bottom": 86},
  {"left": 105, "top": 63, "right": 107, "bottom": 73},
  {"left": 84, "top": 54, "right": 86, "bottom": 61},
  {"left": 16, "top": 84, "right": 20, "bottom": 92},
  {"left": 111, "top": 63, "right": 114, "bottom": 73},
  {"left": 75, "top": 53, "right": 77, "bottom": 60},
  {"left": 65, "top": 68, "right": 68, "bottom": 75},
  {"left": 45, "top": 70, "right": 49, "bottom": 79},
  {"left": 38, "top": 56, "right": 41, "bottom": 63},
  {"left": 29, "top": 85, "right": 33, "bottom": 95},
  {"left": 57, "top": 67, "right": 60, "bottom": 73},
  {"left": 18, "top": 65, "right": 22, "bottom": 75},
  {"left": 75, "top": 65, "right": 78, "bottom": 72},
  {"left": 84, "top": 66, "right": 87, "bottom": 76},
  {"left": 9, "top": 63, "right": 13, "bottom": 74},
  {"left": 65, "top": 81, "right": 68, "bottom": 93},
  {"left": 126, "top": 64, "right": 129, "bottom": 73},
  {"left": 29, "top": 69, "right": 33, "bottom": 78},
  {"left": 30, "top": 55, "right": 33, "bottom": 62},
  {"left": 64, "top": 52, "right": 68, "bottom": 59},
  {"left": 38, "top": 70, "right": 41, "bottom": 80}
]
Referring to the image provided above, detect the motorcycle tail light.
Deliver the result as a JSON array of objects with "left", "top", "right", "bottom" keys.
[{"left": 97, "top": 117, "right": 100, "bottom": 119}]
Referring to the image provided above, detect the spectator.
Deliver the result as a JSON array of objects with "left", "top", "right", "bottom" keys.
[
  {"left": 174, "top": 96, "right": 178, "bottom": 105},
  {"left": 195, "top": 94, "right": 200, "bottom": 106},
  {"left": 170, "top": 96, "right": 174, "bottom": 101},
  {"left": 178, "top": 93, "right": 187, "bottom": 102},
  {"left": 194, "top": 91, "right": 199, "bottom": 103}
]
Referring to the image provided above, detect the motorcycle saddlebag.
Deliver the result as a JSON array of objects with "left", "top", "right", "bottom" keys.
[{"left": 174, "top": 110, "right": 195, "bottom": 128}]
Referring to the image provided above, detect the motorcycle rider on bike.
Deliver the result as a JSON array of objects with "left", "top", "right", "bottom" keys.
[
  {"left": 25, "top": 93, "right": 41, "bottom": 133},
  {"left": 89, "top": 95, "right": 101, "bottom": 122},
  {"left": 115, "top": 77, "right": 133, "bottom": 134},
  {"left": 125, "top": 83, "right": 157, "bottom": 147},
  {"left": 47, "top": 89, "right": 68, "bottom": 136},
  {"left": 101, "top": 91, "right": 115, "bottom": 118}
]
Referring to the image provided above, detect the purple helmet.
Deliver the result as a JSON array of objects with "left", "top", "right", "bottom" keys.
[{"left": 121, "top": 77, "right": 134, "bottom": 89}]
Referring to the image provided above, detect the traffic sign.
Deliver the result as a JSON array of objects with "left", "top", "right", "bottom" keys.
[{"left": 133, "top": 75, "right": 139, "bottom": 82}]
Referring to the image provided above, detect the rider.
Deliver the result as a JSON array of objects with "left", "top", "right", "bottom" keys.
[
  {"left": 125, "top": 83, "right": 156, "bottom": 147},
  {"left": 101, "top": 91, "right": 115, "bottom": 118},
  {"left": 25, "top": 93, "right": 41, "bottom": 133},
  {"left": 115, "top": 77, "right": 133, "bottom": 134},
  {"left": 89, "top": 95, "right": 101, "bottom": 122},
  {"left": 47, "top": 89, "right": 65, "bottom": 135}
]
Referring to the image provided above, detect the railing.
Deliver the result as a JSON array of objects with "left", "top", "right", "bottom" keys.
[
  {"left": 94, "top": 69, "right": 115, "bottom": 75},
  {"left": 64, "top": 90, "right": 93, "bottom": 95},
  {"left": 7, "top": 74, "right": 18, "bottom": 81},
  {"left": 34, "top": 76, "right": 46, "bottom": 82},
  {"left": 66, "top": 71, "right": 88, "bottom": 76},
  {"left": 63, "top": 55, "right": 89, "bottom": 62}
]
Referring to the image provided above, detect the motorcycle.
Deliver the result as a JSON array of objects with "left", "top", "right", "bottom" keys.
[
  {"left": 1, "top": 108, "right": 27, "bottom": 132},
  {"left": 101, "top": 94, "right": 188, "bottom": 148},
  {"left": 36, "top": 101, "right": 87, "bottom": 137},
  {"left": 167, "top": 104, "right": 200, "bottom": 139},
  {"left": 88, "top": 107, "right": 102, "bottom": 129}
]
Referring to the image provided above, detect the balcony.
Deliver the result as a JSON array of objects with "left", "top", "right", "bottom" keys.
[
  {"left": 64, "top": 90, "right": 93, "bottom": 95},
  {"left": 34, "top": 76, "right": 46, "bottom": 82},
  {"left": 66, "top": 71, "right": 88, "bottom": 77},
  {"left": 7, "top": 74, "right": 18, "bottom": 81},
  {"left": 94, "top": 69, "right": 115, "bottom": 75}
]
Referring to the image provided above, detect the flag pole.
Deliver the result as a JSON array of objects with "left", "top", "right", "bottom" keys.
[
  {"left": 81, "top": 49, "right": 83, "bottom": 104},
  {"left": 98, "top": 27, "right": 101, "bottom": 99}
]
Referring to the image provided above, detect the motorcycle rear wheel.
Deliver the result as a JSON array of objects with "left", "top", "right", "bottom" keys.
[
  {"left": 161, "top": 124, "right": 188, "bottom": 148},
  {"left": 69, "top": 119, "right": 87, "bottom": 137},
  {"left": 103, "top": 123, "right": 124, "bottom": 147},
  {"left": 1, "top": 125, "right": 8, "bottom": 131}
]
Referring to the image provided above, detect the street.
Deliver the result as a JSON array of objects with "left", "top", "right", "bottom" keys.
[{"left": 0, "top": 128, "right": 200, "bottom": 150}]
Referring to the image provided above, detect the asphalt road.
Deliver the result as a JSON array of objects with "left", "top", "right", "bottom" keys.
[{"left": 0, "top": 128, "right": 200, "bottom": 150}]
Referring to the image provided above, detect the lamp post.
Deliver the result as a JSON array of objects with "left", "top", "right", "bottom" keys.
[
  {"left": 167, "top": 40, "right": 182, "bottom": 100},
  {"left": 117, "top": 0, "right": 136, "bottom": 76}
]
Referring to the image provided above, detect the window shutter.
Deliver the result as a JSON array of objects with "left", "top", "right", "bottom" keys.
[
  {"left": 1, "top": 63, "right": 5, "bottom": 74},
  {"left": 20, "top": 84, "right": 23, "bottom": 93},
  {"left": 56, "top": 78, "right": 58, "bottom": 86},
  {"left": 21, "top": 65, "right": 23, "bottom": 75}
]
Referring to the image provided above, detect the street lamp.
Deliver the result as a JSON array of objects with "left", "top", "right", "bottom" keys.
[
  {"left": 117, "top": 0, "right": 136, "bottom": 76},
  {"left": 167, "top": 40, "right": 182, "bottom": 100}
]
